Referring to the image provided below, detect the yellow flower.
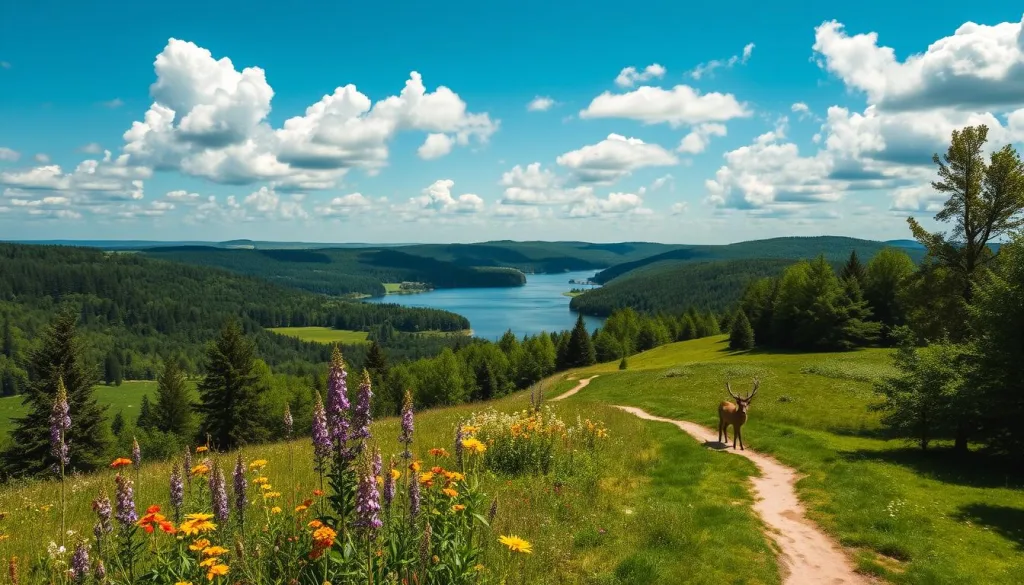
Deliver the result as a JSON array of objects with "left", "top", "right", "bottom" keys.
[
  {"left": 270, "top": 506, "right": 282, "bottom": 514},
  {"left": 199, "top": 557, "right": 220, "bottom": 567},
  {"left": 262, "top": 491, "right": 281, "bottom": 500},
  {"left": 252, "top": 477, "right": 269, "bottom": 485},
  {"left": 179, "top": 514, "right": 217, "bottom": 536},
  {"left": 259, "top": 483, "right": 273, "bottom": 491},
  {"left": 248, "top": 459, "right": 268, "bottom": 470},
  {"left": 202, "top": 546, "right": 229, "bottom": 557},
  {"left": 473, "top": 564, "right": 485, "bottom": 572},
  {"left": 498, "top": 535, "right": 532, "bottom": 554},
  {"left": 205, "top": 563, "right": 229, "bottom": 581},
  {"left": 418, "top": 472, "right": 434, "bottom": 485},
  {"left": 390, "top": 468, "right": 401, "bottom": 481},
  {"left": 410, "top": 460, "right": 422, "bottom": 472},
  {"left": 442, "top": 488, "right": 458, "bottom": 498},
  {"left": 451, "top": 504, "right": 466, "bottom": 512},
  {"left": 461, "top": 438, "right": 487, "bottom": 455},
  {"left": 175, "top": 582, "right": 194, "bottom": 585},
  {"left": 294, "top": 504, "right": 309, "bottom": 513},
  {"left": 189, "top": 539, "right": 211, "bottom": 551},
  {"left": 190, "top": 464, "right": 210, "bottom": 477},
  {"left": 196, "top": 446, "right": 208, "bottom": 454},
  {"left": 461, "top": 425, "right": 479, "bottom": 435}
]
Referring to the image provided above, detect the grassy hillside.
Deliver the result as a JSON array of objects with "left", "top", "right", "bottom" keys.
[
  {"left": 142, "top": 246, "right": 527, "bottom": 297},
  {"left": 592, "top": 236, "right": 927, "bottom": 284},
  {"left": 0, "top": 380, "right": 163, "bottom": 436},
  {"left": 570, "top": 258, "right": 797, "bottom": 315},
  {"left": 558, "top": 337, "right": 1024, "bottom": 584}
]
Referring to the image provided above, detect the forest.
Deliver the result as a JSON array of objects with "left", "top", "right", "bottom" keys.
[{"left": 0, "top": 244, "right": 472, "bottom": 393}]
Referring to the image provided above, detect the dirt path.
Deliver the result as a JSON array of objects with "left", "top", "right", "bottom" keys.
[
  {"left": 613, "top": 406, "right": 870, "bottom": 585},
  {"left": 551, "top": 375, "right": 598, "bottom": 401}
]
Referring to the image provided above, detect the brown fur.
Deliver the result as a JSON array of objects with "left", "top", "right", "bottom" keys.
[{"left": 717, "top": 379, "right": 759, "bottom": 450}]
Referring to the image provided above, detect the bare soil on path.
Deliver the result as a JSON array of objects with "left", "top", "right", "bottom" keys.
[{"left": 551, "top": 376, "right": 871, "bottom": 585}]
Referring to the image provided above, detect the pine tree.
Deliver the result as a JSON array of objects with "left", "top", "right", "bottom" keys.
[
  {"left": 841, "top": 250, "right": 867, "bottom": 285},
  {"left": 137, "top": 394, "right": 155, "bottom": 430},
  {"left": 104, "top": 350, "right": 123, "bottom": 386},
  {"left": 2, "top": 319, "right": 13, "bottom": 359},
  {"left": 564, "top": 314, "right": 596, "bottom": 368},
  {"left": 111, "top": 410, "right": 125, "bottom": 437},
  {"left": 679, "top": 315, "right": 698, "bottom": 341},
  {"left": 2, "top": 309, "right": 110, "bottom": 477},
  {"left": 197, "top": 319, "right": 263, "bottom": 450},
  {"left": 155, "top": 358, "right": 192, "bottom": 435},
  {"left": 365, "top": 341, "right": 388, "bottom": 380},
  {"left": 729, "top": 310, "right": 755, "bottom": 351}
]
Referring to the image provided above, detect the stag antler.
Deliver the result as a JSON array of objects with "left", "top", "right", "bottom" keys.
[
  {"left": 747, "top": 378, "right": 760, "bottom": 400},
  {"left": 725, "top": 381, "right": 741, "bottom": 400}
]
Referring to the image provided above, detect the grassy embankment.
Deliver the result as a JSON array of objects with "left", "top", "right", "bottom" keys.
[
  {"left": 0, "top": 373, "right": 778, "bottom": 584},
  {"left": 557, "top": 336, "right": 1024, "bottom": 584},
  {"left": 269, "top": 326, "right": 371, "bottom": 345},
  {"left": 0, "top": 380, "right": 159, "bottom": 437}
]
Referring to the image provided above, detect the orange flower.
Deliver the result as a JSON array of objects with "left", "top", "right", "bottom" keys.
[
  {"left": 451, "top": 504, "right": 466, "bottom": 512},
  {"left": 390, "top": 468, "right": 401, "bottom": 481},
  {"left": 205, "top": 563, "right": 229, "bottom": 581},
  {"left": 429, "top": 448, "right": 450, "bottom": 458},
  {"left": 418, "top": 472, "right": 434, "bottom": 487},
  {"left": 195, "top": 446, "right": 208, "bottom": 454},
  {"left": 409, "top": 460, "right": 422, "bottom": 472},
  {"left": 431, "top": 466, "right": 444, "bottom": 475},
  {"left": 110, "top": 458, "right": 132, "bottom": 469},
  {"left": 307, "top": 520, "right": 323, "bottom": 529},
  {"left": 442, "top": 488, "right": 459, "bottom": 498},
  {"left": 312, "top": 489, "right": 324, "bottom": 497},
  {"left": 146, "top": 505, "right": 161, "bottom": 514},
  {"left": 189, "top": 539, "right": 211, "bottom": 551},
  {"left": 159, "top": 521, "right": 176, "bottom": 534}
]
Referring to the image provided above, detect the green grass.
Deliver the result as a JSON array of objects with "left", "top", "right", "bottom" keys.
[
  {"left": 556, "top": 336, "right": 1024, "bottom": 584},
  {"left": 0, "top": 385, "right": 778, "bottom": 584},
  {"left": 0, "top": 380, "right": 161, "bottom": 437},
  {"left": 269, "top": 326, "right": 370, "bottom": 344},
  {"left": 562, "top": 291, "right": 584, "bottom": 298}
]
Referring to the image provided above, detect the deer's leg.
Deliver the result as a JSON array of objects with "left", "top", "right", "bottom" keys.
[
  {"left": 738, "top": 426, "right": 744, "bottom": 450},
  {"left": 717, "top": 419, "right": 723, "bottom": 443}
]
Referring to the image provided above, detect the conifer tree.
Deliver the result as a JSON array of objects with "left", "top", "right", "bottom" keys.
[
  {"left": 104, "top": 350, "right": 123, "bottom": 386},
  {"left": 111, "top": 410, "right": 125, "bottom": 437},
  {"left": 729, "top": 310, "right": 755, "bottom": 351},
  {"left": 563, "top": 314, "right": 597, "bottom": 368},
  {"left": 2, "top": 318, "right": 13, "bottom": 359},
  {"left": 197, "top": 319, "right": 263, "bottom": 450},
  {"left": 840, "top": 250, "right": 867, "bottom": 285},
  {"left": 137, "top": 394, "right": 155, "bottom": 430},
  {"left": 3, "top": 309, "right": 109, "bottom": 477},
  {"left": 155, "top": 357, "right": 192, "bottom": 436}
]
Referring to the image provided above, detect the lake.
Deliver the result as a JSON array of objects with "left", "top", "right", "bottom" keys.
[{"left": 364, "top": 271, "right": 606, "bottom": 341}]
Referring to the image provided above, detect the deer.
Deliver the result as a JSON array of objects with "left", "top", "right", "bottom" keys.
[{"left": 717, "top": 378, "right": 760, "bottom": 450}]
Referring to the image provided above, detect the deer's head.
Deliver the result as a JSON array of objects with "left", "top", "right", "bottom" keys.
[{"left": 725, "top": 378, "right": 760, "bottom": 414}]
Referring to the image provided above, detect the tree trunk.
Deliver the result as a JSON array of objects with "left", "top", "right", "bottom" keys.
[{"left": 953, "top": 422, "right": 969, "bottom": 453}]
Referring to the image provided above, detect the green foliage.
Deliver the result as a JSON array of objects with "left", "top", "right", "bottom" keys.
[
  {"left": 155, "top": 358, "right": 193, "bottom": 436},
  {"left": 840, "top": 250, "right": 866, "bottom": 284},
  {"left": 966, "top": 232, "right": 1024, "bottom": 454},
  {"left": 729, "top": 310, "right": 755, "bottom": 351},
  {"left": 561, "top": 314, "right": 597, "bottom": 369},
  {"left": 2, "top": 308, "right": 111, "bottom": 477},
  {"left": 863, "top": 248, "right": 916, "bottom": 339},
  {"left": 197, "top": 319, "right": 265, "bottom": 450},
  {"left": 872, "top": 334, "right": 971, "bottom": 450}
]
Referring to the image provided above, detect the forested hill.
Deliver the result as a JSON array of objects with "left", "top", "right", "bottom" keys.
[
  {"left": 592, "top": 236, "right": 926, "bottom": 284},
  {"left": 570, "top": 258, "right": 800, "bottom": 316},
  {"left": 389, "top": 241, "right": 683, "bottom": 272},
  {"left": 0, "top": 244, "right": 470, "bottom": 382},
  {"left": 141, "top": 247, "right": 527, "bottom": 297}
]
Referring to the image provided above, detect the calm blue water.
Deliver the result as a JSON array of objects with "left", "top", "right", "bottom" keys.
[{"left": 364, "top": 271, "right": 606, "bottom": 341}]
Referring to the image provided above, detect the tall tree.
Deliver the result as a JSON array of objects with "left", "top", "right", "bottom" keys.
[
  {"left": 137, "top": 394, "right": 155, "bottom": 430},
  {"left": 1, "top": 318, "right": 13, "bottom": 359},
  {"left": 840, "top": 250, "right": 866, "bottom": 285},
  {"left": 729, "top": 310, "right": 755, "bottom": 351},
  {"left": 864, "top": 248, "right": 916, "bottom": 336},
  {"left": 907, "top": 125, "right": 1024, "bottom": 309},
  {"left": 104, "top": 350, "right": 123, "bottom": 386},
  {"left": 155, "top": 357, "right": 192, "bottom": 436},
  {"left": 197, "top": 319, "right": 263, "bottom": 450},
  {"left": 563, "top": 314, "right": 596, "bottom": 368},
  {"left": 2, "top": 309, "right": 109, "bottom": 477}
]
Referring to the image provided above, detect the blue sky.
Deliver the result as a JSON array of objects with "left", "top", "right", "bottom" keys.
[{"left": 1, "top": 1, "right": 1023, "bottom": 243}]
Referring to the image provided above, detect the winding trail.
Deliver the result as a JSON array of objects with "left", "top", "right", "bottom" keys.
[{"left": 552, "top": 376, "right": 870, "bottom": 585}]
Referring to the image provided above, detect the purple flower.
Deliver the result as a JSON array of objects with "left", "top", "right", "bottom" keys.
[
  {"left": 212, "top": 465, "right": 229, "bottom": 523},
  {"left": 383, "top": 458, "right": 396, "bottom": 509},
  {"left": 372, "top": 449, "right": 382, "bottom": 478},
  {"left": 488, "top": 498, "right": 498, "bottom": 525},
  {"left": 283, "top": 404, "right": 293, "bottom": 438},
  {"left": 398, "top": 390, "right": 414, "bottom": 459},
  {"left": 91, "top": 495, "right": 113, "bottom": 539},
  {"left": 233, "top": 454, "right": 247, "bottom": 522},
  {"left": 70, "top": 541, "right": 89, "bottom": 583},
  {"left": 326, "top": 346, "right": 350, "bottom": 446},
  {"left": 311, "top": 392, "right": 330, "bottom": 471},
  {"left": 49, "top": 379, "right": 71, "bottom": 469},
  {"left": 454, "top": 425, "right": 465, "bottom": 472},
  {"left": 408, "top": 470, "right": 421, "bottom": 519},
  {"left": 114, "top": 473, "right": 137, "bottom": 527},
  {"left": 95, "top": 560, "right": 106, "bottom": 582},
  {"left": 131, "top": 437, "right": 141, "bottom": 471},
  {"left": 353, "top": 456, "right": 382, "bottom": 537},
  {"left": 170, "top": 463, "right": 184, "bottom": 521},
  {"left": 351, "top": 370, "right": 373, "bottom": 444}
]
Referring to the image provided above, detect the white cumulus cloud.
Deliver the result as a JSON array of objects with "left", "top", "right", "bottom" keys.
[
  {"left": 614, "top": 64, "right": 666, "bottom": 88},
  {"left": 527, "top": 96, "right": 556, "bottom": 112},
  {"left": 690, "top": 43, "right": 755, "bottom": 80},
  {"left": 556, "top": 133, "right": 678, "bottom": 184},
  {"left": 580, "top": 85, "right": 750, "bottom": 127}
]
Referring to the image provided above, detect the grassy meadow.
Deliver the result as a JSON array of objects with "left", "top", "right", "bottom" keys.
[
  {"left": 269, "top": 326, "right": 371, "bottom": 344},
  {"left": 0, "top": 380, "right": 161, "bottom": 437},
  {"left": 556, "top": 336, "right": 1024, "bottom": 584},
  {"left": 1, "top": 337, "right": 1021, "bottom": 584}
]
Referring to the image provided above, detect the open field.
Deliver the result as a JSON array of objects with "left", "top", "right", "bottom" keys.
[
  {"left": 0, "top": 381, "right": 778, "bottom": 584},
  {"left": 0, "top": 380, "right": 161, "bottom": 437},
  {"left": 554, "top": 336, "right": 1024, "bottom": 584},
  {"left": 268, "top": 326, "right": 370, "bottom": 344}
]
